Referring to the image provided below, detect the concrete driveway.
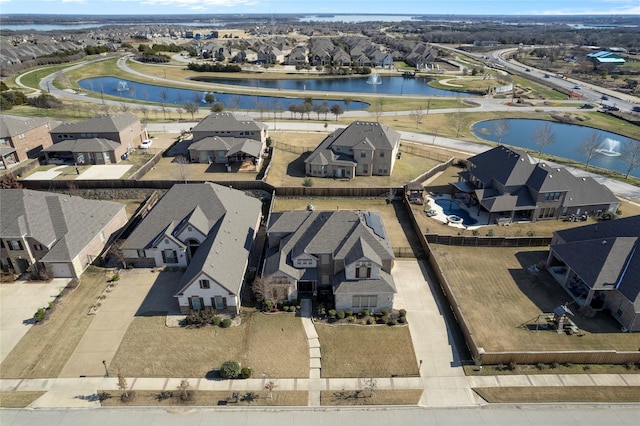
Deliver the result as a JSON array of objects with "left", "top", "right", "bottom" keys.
[
  {"left": 76, "top": 164, "right": 131, "bottom": 180},
  {"left": 57, "top": 269, "right": 181, "bottom": 378},
  {"left": 0, "top": 279, "right": 68, "bottom": 362},
  {"left": 392, "top": 259, "right": 481, "bottom": 406}
]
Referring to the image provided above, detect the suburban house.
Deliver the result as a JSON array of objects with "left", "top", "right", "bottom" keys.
[
  {"left": 0, "top": 115, "right": 54, "bottom": 169},
  {"left": 46, "top": 113, "right": 147, "bottom": 165},
  {"left": 305, "top": 121, "right": 401, "bottom": 178},
  {"left": 188, "top": 113, "right": 267, "bottom": 170},
  {"left": 452, "top": 146, "right": 620, "bottom": 223},
  {"left": 120, "top": 183, "right": 262, "bottom": 314},
  {"left": 0, "top": 189, "right": 127, "bottom": 278},
  {"left": 262, "top": 210, "right": 396, "bottom": 311},
  {"left": 546, "top": 215, "right": 640, "bottom": 332}
]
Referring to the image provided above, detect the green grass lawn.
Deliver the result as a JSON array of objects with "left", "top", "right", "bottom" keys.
[
  {"left": 108, "top": 311, "right": 309, "bottom": 378},
  {"left": 315, "top": 324, "right": 419, "bottom": 378}
]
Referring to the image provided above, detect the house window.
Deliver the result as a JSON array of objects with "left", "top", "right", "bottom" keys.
[
  {"left": 162, "top": 249, "right": 178, "bottom": 264},
  {"left": 187, "top": 226, "right": 192, "bottom": 232},
  {"left": 360, "top": 152, "right": 366, "bottom": 158},
  {"left": 199, "top": 279, "right": 210, "bottom": 289},
  {"left": 380, "top": 151, "right": 385, "bottom": 157},
  {"left": 616, "top": 302, "right": 625, "bottom": 317},
  {"left": 137, "top": 249, "right": 145, "bottom": 257},
  {"left": 538, "top": 207, "right": 556, "bottom": 219},
  {"left": 352, "top": 295, "right": 378, "bottom": 308},
  {"left": 8, "top": 240, "right": 23, "bottom": 251},
  {"left": 355, "top": 261, "right": 372, "bottom": 278}
]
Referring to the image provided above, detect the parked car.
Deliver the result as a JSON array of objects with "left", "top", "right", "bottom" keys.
[
  {"left": 579, "top": 103, "right": 594, "bottom": 109},
  {"left": 601, "top": 95, "right": 609, "bottom": 101},
  {"left": 573, "top": 85, "right": 581, "bottom": 90},
  {"left": 139, "top": 139, "right": 153, "bottom": 149}
]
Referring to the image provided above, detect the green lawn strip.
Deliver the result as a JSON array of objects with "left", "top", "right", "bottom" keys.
[
  {"left": 429, "top": 245, "right": 640, "bottom": 352},
  {"left": 99, "top": 390, "right": 307, "bottom": 407},
  {"left": 321, "top": 389, "right": 423, "bottom": 406},
  {"left": 109, "top": 312, "right": 309, "bottom": 378},
  {"left": 315, "top": 324, "right": 419, "bottom": 378},
  {"left": 473, "top": 386, "right": 640, "bottom": 403},
  {"left": 0, "top": 268, "right": 110, "bottom": 379},
  {"left": 0, "top": 391, "right": 46, "bottom": 408}
]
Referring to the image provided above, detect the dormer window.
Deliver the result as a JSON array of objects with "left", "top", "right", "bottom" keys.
[{"left": 355, "top": 261, "right": 371, "bottom": 278}]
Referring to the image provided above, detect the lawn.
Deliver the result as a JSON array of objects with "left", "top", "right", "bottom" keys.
[
  {"left": 108, "top": 311, "right": 309, "bottom": 378},
  {"left": 315, "top": 324, "right": 419, "bottom": 378},
  {"left": 474, "top": 387, "right": 640, "bottom": 403},
  {"left": 140, "top": 157, "right": 261, "bottom": 181},
  {"left": 0, "top": 267, "right": 111, "bottom": 379},
  {"left": 99, "top": 390, "right": 308, "bottom": 407},
  {"left": 321, "top": 389, "right": 422, "bottom": 406},
  {"left": 0, "top": 392, "right": 46, "bottom": 408},
  {"left": 429, "top": 245, "right": 640, "bottom": 352},
  {"left": 272, "top": 197, "right": 416, "bottom": 249}
]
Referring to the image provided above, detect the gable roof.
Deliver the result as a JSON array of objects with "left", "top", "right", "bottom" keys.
[
  {"left": 0, "top": 115, "right": 51, "bottom": 138},
  {"left": 467, "top": 145, "right": 536, "bottom": 187},
  {"left": 191, "top": 113, "right": 267, "bottom": 137},
  {"left": 51, "top": 113, "right": 139, "bottom": 134},
  {"left": 0, "top": 189, "right": 125, "bottom": 263},
  {"left": 43, "top": 138, "right": 120, "bottom": 153}
]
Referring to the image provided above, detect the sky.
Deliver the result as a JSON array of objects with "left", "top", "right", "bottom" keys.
[{"left": 1, "top": 0, "right": 639, "bottom": 16}]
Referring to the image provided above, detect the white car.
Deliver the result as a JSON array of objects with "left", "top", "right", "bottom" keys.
[{"left": 139, "top": 139, "right": 153, "bottom": 149}]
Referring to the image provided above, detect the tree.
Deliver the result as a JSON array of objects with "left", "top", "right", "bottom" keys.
[
  {"left": 228, "top": 95, "right": 241, "bottom": 111},
  {"left": 409, "top": 109, "right": 424, "bottom": 128},
  {"left": 220, "top": 361, "right": 241, "bottom": 379},
  {"left": 159, "top": 88, "right": 169, "bottom": 119},
  {"left": 330, "top": 103, "right": 344, "bottom": 121},
  {"left": 492, "top": 119, "right": 511, "bottom": 144},
  {"left": 344, "top": 98, "right": 352, "bottom": 110},
  {"left": 373, "top": 97, "right": 385, "bottom": 122},
  {"left": 264, "top": 380, "right": 277, "bottom": 399},
  {"left": 109, "top": 239, "right": 128, "bottom": 269},
  {"left": 0, "top": 172, "right": 23, "bottom": 189},
  {"left": 619, "top": 138, "right": 640, "bottom": 179},
  {"left": 117, "top": 370, "right": 129, "bottom": 399},
  {"left": 576, "top": 130, "right": 603, "bottom": 171},
  {"left": 176, "top": 379, "right": 193, "bottom": 401},
  {"left": 210, "top": 102, "right": 225, "bottom": 112},
  {"left": 204, "top": 92, "right": 216, "bottom": 106},
  {"left": 452, "top": 109, "right": 465, "bottom": 138},
  {"left": 174, "top": 155, "right": 190, "bottom": 183},
  {"left": 183, "top": 102, "right": 199, "bottom": 120},
  {"left": 532, "top": 122, "right": 556, "bottom": 154}
]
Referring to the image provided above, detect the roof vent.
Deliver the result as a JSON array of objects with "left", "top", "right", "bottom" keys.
[
  {"left": 602, "top": 240, "right": 607, "bottom": 245},
  {"left": 582, "top": 177, "right": 586, "bottom": 181}
]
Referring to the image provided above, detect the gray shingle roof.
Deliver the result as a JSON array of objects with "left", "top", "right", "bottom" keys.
[
  {"left": 43, "top": 138, "right": 120, "bottom": 153},
  {"left": 0, "top": 115, "right": 51, "bottom": 138},
  {"left": 51, "top": 113, "right": 139, "bottom": 134},
  {"left": 468, "top": 145, "right": 536, "bottom": 187},
  {"left": 191, "top": 113, "right": 267, "bottom": 135},
  {"left": 0, "top": 189, "right": 125, "bottom": 263}
]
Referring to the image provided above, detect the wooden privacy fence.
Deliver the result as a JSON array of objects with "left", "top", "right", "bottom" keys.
[
  {"left": 425, "top": 234, "right": 552, "bottom": 247},
  {"left": 408, "top": 157, "right": 455, "bottom": 186}
]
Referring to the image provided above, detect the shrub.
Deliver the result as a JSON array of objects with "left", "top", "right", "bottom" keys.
[
  {"left": 121, "top": 390, "right": 136, "bottom": 403},
  {"left": 212, "top": 316, "right": 222, "bottom": 326},
  {"left": 344, "top": 309, "right": 353, "bottom": 317},
  {"left": 398, "top": 309, "right": 407, "bottom": 317},
  {"left": 550, "top": 362, "right": 558, "bottom": 369},
  {"left": 486, "top": 229, "right": 494, "bottom": 237},
  {"left": 398, "top": 316, "right": 407, "bottom": 324},
  {"left": 220, "top": 318, "right": 232, "bottom": 328},
  {"left": 34, "top": 307, "right": 47, "bottom": 323},
  {"left": 381, "top": 314, "right": 389, "bottom": 323},
  {"left": 295, "top": 305, "right": 301, "bottom": 311},
  {"left": 583, "top": 365, "right": 591, "bottom": 371},
  {"left": 317, "top": 304, "right": 326, "bottom": 317},
  {"left": 360, "top": 309, "right": 369, "bottom": 318},
  {"left": 472, "top": 230, "right": 480, "bottom": 236},
  {"left": 263, "top": 300, "right": 273, "bottom": 312},
  {"left": 337, "top": 310, "right": 346, "bottom": 320},
  {"left": 328, "top": 309, "right": 337, "bottom": 318},
  {"left": 380, "top": 308, "right": 389, "bottom": 316},
  {"left": 624, "top": 362, "right": 634, "bottom": 370},
  {"left": 111, "top": 274, "right": 120, "bottom": 282},
  {"left": 220, "top": 361, "right": 241, "bottom": 379},
  {"left": 564, "top": 362, "right": 573, "bottom": 368},
  {"left": 347, "top": 316, "right": 355, "bottom": 323},
  {"left": 536, "top": 363, "right": 545, "bottom": 370},
  {"left": 240, "top": 367, "right": 252, "bottom": 379},
  {"left": 507, "top": 361, "right": 517, "bottom": 371},
  {"left": 496, "top": 363, "right": 506, "bottom": 371},
  {"left": 387, "top": 319, "right": 397, "bottom": 326},
  {"left": 367, "top": 317, "right": 376, "bottom": 325},
  {"left": 527, "top": 230, "right": 535, "bottom": 237},
  {"left": 302, "top": 177, "right": 314, "bottom": 187}
]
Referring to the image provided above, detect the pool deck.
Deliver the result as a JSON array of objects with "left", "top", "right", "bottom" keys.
[{"left": 423, "top": 193, "right": 489, "bottom": 230}]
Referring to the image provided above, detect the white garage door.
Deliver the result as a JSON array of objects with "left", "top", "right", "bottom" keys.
[{"left": 49, "top": 263, "right": 73, "bottom": 278}]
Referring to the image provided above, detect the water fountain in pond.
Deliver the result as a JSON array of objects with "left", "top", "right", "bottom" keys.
[
  {"left": 366, "top": 71, "right": 382, "bottom": 85},
  {"left": 116, "top": 81, "right": 129, "bottom": 92},
  {"left": 595, "top": 138, "right": 621, "bottom": 157}
]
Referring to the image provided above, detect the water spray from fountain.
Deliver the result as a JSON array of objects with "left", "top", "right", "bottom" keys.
[
  {"left": 366, "top": 71, "right": 382, "bottom": 85},
  {"left": 595, "top": 138, "right": 621, "bottom": 157}
]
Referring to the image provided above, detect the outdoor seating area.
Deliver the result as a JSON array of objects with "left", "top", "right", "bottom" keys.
[{"left": 422, "top": 193, "right": 489, "bottom": 230}]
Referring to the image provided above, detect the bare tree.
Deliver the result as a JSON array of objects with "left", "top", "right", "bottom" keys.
[
  {"left": 431, "top": 125, "right": 440, "bottom": 145},
  {"left": 252, "top": 276, "right": 269, "bottom": 303},
  {"left": 177, "top": 379, "right": 192, "bottom": 401},
  {"left": 264, "top": 380, "right": 277, "bottom": 399},
  {"left": 175, "top": 155, "right": 190, "bottom": 183},
  {"left": 409, "top": 109, "right": 424, "bottom": 128},
  {"left": 619, "top": 138, "right": 640, "bottom": 179},
  {"left": 109, "top": 239, "right": 128, "bottom": 269},
  {"left": 492, "top": 119, "right": 511, "bottom": 144},
  {"left": 373, "top": 97, "right": 385, "bottom": 122},
  {"left": 363, "top": 378, "right": 377, "bottom": 399},
  {"left": 0, "top": 172, "right": 23, "bottom": 189},
  {"left": 159, "top": 89, "right": 169, "bottom": 119},
  {"left": 117, "top": 370, "right": 129, "bottom": 399},
  {"left": 331, "top": 104, "right": 344, "bottom": 121},
  {"left": 139, "top": 105, "right": 149, "bottom": 124},
  {"left": 183, "top": 102, "right": 199, "bottom": 120},
  {"left": 576, "top": 130, "right": 603, "bottom": 171},
  {"left": 452, "top": 109, "right": 465, "bottom": 138},
  {"left": 119, "top": 100, "right": 130, "bottom": 113},
  {"left": 532, "top": 122, "right": 556, "bottom": 154}
]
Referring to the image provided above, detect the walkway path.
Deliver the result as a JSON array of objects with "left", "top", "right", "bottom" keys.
[{"left": 300, "top": 299, "right": 322, "bottom": 405}]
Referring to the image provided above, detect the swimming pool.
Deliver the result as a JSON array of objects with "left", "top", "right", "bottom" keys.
[{"left": 434, "top": 199, "right": 478, "bottom": 226}]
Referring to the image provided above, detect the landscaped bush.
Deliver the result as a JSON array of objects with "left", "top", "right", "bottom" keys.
[
  {"left": 380, "top": 308, "right": 389, "bottom": 316},
  {"left": 398, "top": 316, "right": 407, "bottom": 324},
  {"left": 34, "top": 307, "right": 47, "bottom": 323},
  {"left": 387, "top": 319, "right": 397, "bottom": 326},
  {"left": 220, "top": 318, "right": 232, "bottom": 328},
  {"left": 398, "top": 309, "right": 407, "bottom": 317},
  {"left": 110, "top": 274, "right": 120, "bottom": 282},
  {"left": 367, "top": 317, "right": 376, "bottom": 325},
  {"left": 240, "top": 367, "right": 252, "bottom": 379},
  {"left": 347, "top": 316, "right": 355, "bottom": 323},
  {"left": 507, "top": 361, "right": 518, "bottom": 371},
  {"left": 337, "top": 310, "right": 346, "bottom": 320},
  {"left": 328, "top": 309, "right": 337, "bottom": 319},
  {"left": 263, "top": 300, "right": 273, "bottom": 312},
  {"left": 360, "top": 309, "right": 370, "bottom": 318},
  {"left": 380, "top": 314, "right": 389, "bottom": 324},
  {"left": 212, "top": 316, "right": 222, "bottom": 326},
  {"left": 220, "top": 361, "right": 241, "bottom": 379},
  {"left": 344, "top": 309, "right": 353, "bottom": 317}
]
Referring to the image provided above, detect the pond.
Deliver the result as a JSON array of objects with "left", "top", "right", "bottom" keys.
[
  {"left": 190, "top": 75, "right": 471, "bottom": 97},
  {"left": 471, "top": 119, "right": 640, "bottom": 178},
  {"left": 78, "top": 77, "right": 370, "bottom": 111}
]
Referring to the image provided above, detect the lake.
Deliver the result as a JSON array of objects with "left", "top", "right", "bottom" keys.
[
  {"left": 191, "top": 75, "right": 469, "bottom": 97},
  {"left": 78, "top": 77, "right": 370, "bottom": 111},
  {"left": 472, "top": 119, "right": 640, "bottom": 178}
]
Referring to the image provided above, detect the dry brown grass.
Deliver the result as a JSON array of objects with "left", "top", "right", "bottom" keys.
[
  {"left": 464, "top": 363, "right": 640, "bottom": 376},
  {"left": 0, "top": 391, "right": 46, "bottom": 408},
  {"left": 272, "top": 197, "right": 414, "bottom": 249},
  {"left": 109, "top": 311, "right": 309, "bottom": 378},
  {"left": 429, "top": 245, "right": 640, "bottom": 352},
  {"left": 315, "top": 324, "right": 419, "bottom": 378},
  {"left": 140, "top": 157, "right": 261, "bottom": 181},
  {"left": 474, "top": 387, "right": 640, "bottom": 403},
  {"left": 321, "top": 389, "right": 422, "bottom": 406},
  {"left": 100, "top": 390, "right": 307, "bottom": 407},
  {"left": 0, "top": 268, "right": 110, "bottom": 379}
]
